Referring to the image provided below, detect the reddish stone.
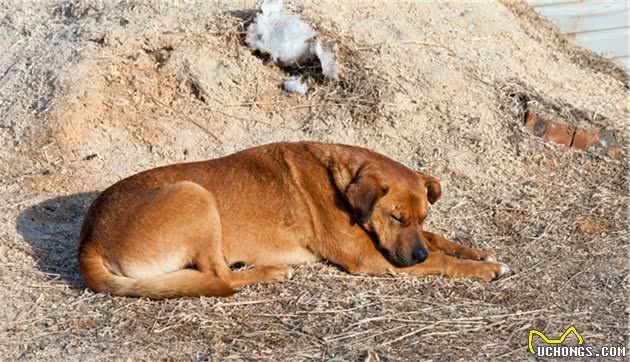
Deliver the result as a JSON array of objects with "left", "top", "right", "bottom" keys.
[
  {"left": 523, "top": 107, "right": 621, "bottom": 159},
  {"left": 525, "top": 111, "right": 537, "bottom": 129},
  {"left": 543, "top": 120, "right": 575, "bottom": 146},
  {"left": 525, "top": 111, "right": 549, "bottom": 137},
  {"left": 572, "top": 129, "right": 600, "bottom": 150}
]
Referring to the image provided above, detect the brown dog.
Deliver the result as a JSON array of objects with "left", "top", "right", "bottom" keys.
[{"left": 78, "top": 142, "right": 509, "bottom": 298}]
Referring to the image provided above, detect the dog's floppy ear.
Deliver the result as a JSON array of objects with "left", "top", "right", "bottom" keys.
[
  {"left": 418, "top": 172, "right": 441, "bottom": 204},
  {"left": 331, "top": 161, "right": 388, "bottom": 223},
  {"left": 346, "top": 174, "right": 388, "bottom": 223}
]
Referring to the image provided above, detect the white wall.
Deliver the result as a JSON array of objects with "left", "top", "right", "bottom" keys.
[{"left": 529, "top": 0, "right": 629, "bottom": 70}]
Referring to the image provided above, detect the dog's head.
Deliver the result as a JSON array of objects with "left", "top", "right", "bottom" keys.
[{"left": 331, "top": 155, "right": 441, "bottom": 267}]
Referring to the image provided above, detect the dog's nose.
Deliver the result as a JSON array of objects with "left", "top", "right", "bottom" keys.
[{"left": 412, "top": 248, "right": 428, "bottom": 264}]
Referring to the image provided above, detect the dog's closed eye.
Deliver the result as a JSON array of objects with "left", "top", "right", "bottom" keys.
[{"left": 390, "top": 213, "right": 405, "bottom": 224}]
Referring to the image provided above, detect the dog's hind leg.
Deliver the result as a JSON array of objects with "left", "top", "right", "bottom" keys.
[
  {"left": 225, "top": 266, "right": 291, "bottom": 289},
  {"left": 191, "top": 236, "right": 289, "bottom": 290},
  {"left": 167, "top": 188, "right": 290, "bottom": 291},
  {"left": 195, "top": 253, "right": 289, "bottom": 289}
]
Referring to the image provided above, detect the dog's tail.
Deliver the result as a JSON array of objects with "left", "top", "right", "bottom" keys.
[{"left": 78, "top": 245, "right": 234, "bottom": 299}]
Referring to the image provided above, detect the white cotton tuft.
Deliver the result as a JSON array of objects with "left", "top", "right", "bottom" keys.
[
  {"left": 283, "top": 78, "right": 308, "bottom": 95},
  {"left": 260, "top": 0, "right": 283, "bottom": 14},
  {"left": 310, "top": 40, "right": 338, "bottom": 81},
  {"left": 246, "top": 0, "right": 339, "bottom": 81},
  {"left": 245, "top": 0, "right": 318, "bottom": 66}
]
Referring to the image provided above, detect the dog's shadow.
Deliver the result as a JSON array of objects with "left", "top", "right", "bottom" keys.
[{"left": 16, "top": 192, "right": 100, "bottom": 288}]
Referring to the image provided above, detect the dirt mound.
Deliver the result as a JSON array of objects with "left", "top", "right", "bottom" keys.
[
  {"left": 0, "top": 1, "right": 627, "bottom": 360},
  {"left": 47, "top": 13, "right": 390, "bottom": 160}
]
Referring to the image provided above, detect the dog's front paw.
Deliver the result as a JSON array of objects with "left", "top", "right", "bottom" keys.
[{"left": 475, "top": 262, "right": 510, "bottom": 281}]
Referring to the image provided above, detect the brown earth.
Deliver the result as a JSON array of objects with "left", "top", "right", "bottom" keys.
[{"left": 0, "top": 0, "right": 628, "bottom": 360}]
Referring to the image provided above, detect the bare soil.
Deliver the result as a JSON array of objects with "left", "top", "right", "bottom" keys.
[{"left": 0, "top": 1, "right": 628, "bottom": 360}]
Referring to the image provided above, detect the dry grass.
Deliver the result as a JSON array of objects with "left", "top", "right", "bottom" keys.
[{"left": 0, "top": 1, "right": 628, "bottom": 360}]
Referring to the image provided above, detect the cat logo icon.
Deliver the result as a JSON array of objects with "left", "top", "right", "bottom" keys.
[{"left": 528, "top": 326, "right": 584, "bottom": 355}]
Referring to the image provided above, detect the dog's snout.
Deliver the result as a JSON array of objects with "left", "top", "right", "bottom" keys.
[{"left": 412, "top": 248, "right": 428, "bottom": 264}]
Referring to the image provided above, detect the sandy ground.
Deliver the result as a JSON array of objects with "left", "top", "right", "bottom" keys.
[{"left": 0, "top": 0, "right": 628, "bottom": 360}]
